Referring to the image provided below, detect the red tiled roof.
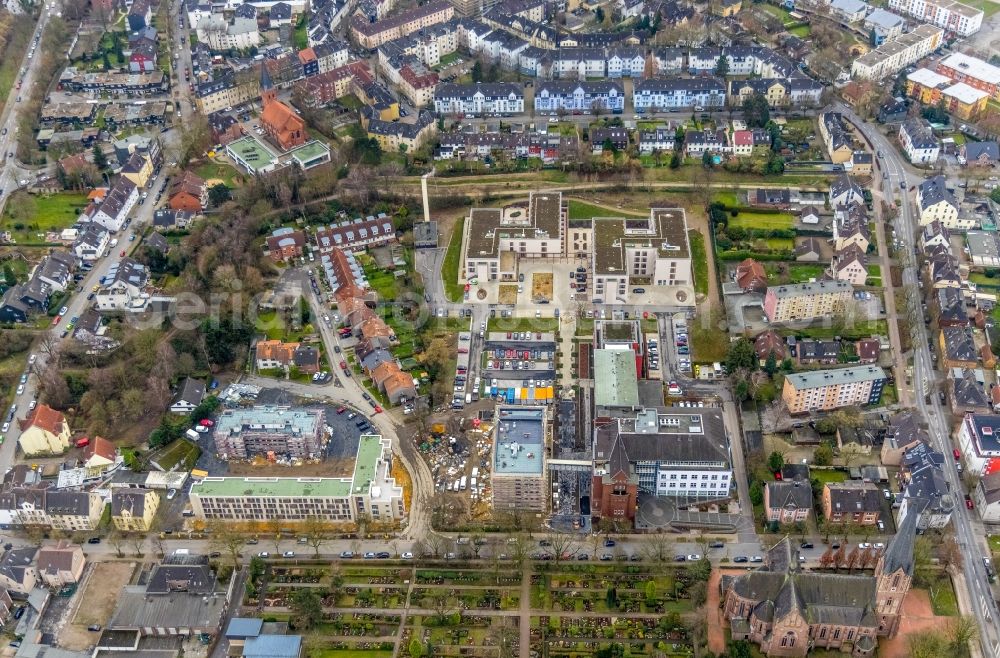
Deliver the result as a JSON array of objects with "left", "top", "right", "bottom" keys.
[
  {"left": 85, "top": 436, "right": 116, "bottom": 463},
  {"left": 19, "top": 404, "right": 66, "bottom": 435}
]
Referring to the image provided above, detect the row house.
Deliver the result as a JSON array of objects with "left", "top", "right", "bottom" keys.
[
  {"left": 684, "top": 129, "right": 729, "bottom": 157},
  {"left": 85, "top": 176, "right": 138, "bottom": 232},
  {"left": 434, "top": 82, "right": 524, "bottom": 115},
  {"left": 607, "top": 47, "right": 646, "bottom": 78},
  {"left": 534, "top": 80, "right": 625, "bottom": 114},
  {"left": 552, "top": 47, "right": 608, "bottom": 79},
  {"left": 728, "top": 76, "right": 823, "bottom": 107},
  {"left": 899, "top": 117, "right": 940, "bottom": 163},
  {"left": 638, "top": 125, "right": 677, "bottom": 154},
  {"left": 634, "top": 76, "right": 726, "bottom": 111}
]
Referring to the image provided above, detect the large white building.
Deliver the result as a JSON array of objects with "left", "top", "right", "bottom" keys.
[
  {"left": 957, "top": 414, "right": 1000, "bottom": 476},
  {"left": 633, "top": 77, "right": 726, "bottom": 111},
  {"left": 851, "top": 24, "right": 944, "bottom": 80},
  {"left": 534, "top": 80, "right": 625, "bottom": 114},
  {"left": 461, "top": 192, "right": 693, "bottom": 302},
  {"left": 189, "top": 435, "right": 405, "bottom": 523},
  {"left": 433, "top": 82, "right": 524, "bottom": 115},
  {"left": 594, "top": 408, "right": 732, "bottom": 498},
  {"left": 887, "top": 0, "right": 983, "bottom": 36},
  {"left": 899, "top": 117, "right": 940, "bottom": 164}
]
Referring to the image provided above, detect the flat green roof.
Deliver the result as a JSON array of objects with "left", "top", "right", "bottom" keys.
[
  {"left": 351, "top": 434, "right": 384, "bottom": 494},
  {"left": 290, "top": 140, "right": 331, "bottom": 165},
  {"left": 594, "top": 349, "right": 639, "bottom": 408},
  {"left": 192, "top": 475, "right": 352, "bottom": 498},
  {"left": 228, "top": 135, "right": 277, "bottom": 172},
  {"left": 192, "top": 434, "right": 388, "bottom": 499}
]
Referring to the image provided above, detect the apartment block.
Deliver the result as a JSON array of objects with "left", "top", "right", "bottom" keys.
[
  {"left": 349, "top": 0, "right": 455, "bottom": 48},
  {"left": 534, "top": 80, "right": 625, "bottom": 114},
  {"left": 887, "top": 0, "right": 982, "bottom": 36},
  {"left": 593, "top": 408, "right": 731, "bottom": 507},
  {"left": 762, "top": 280, "right": 853, "bottom": 323},
  {"left": 782, "top": 365, "right": 888, "bottom": 413},
  {"left": 906, "top": 68, "right": 990, "bottom": 119},
  {"left": 937, "top": 52, "right": 1000, "bottom": 101},
  {"left": 851, "top": 24, "right": 944, "bottom": 80},
  {"left": 434, "top": 82, "right": 524, "bottom": 115},
  {"left": 491, "top": 406, "right": 547, "bottom": 512},
  {"left": 822, "top": 481, "right": 883, "bottom": 525},
  {"left": 212, "top": 406, "right": 326, "bottom": 459},
  {"left": 190, "top": 435, "right": 405, "bottom": 523}
]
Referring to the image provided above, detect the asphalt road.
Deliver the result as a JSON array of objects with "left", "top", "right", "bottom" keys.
[{"left": 839, "top": 102, "right": 1000, "bottom": 658}]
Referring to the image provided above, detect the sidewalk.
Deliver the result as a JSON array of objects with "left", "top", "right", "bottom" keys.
[{"left": 949, "top": 566, "right": 987, "bottom": 658}]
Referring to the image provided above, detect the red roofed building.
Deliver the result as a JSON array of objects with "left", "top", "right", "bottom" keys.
[
  {"left": 732, "top": 130, "right": 754, "bottom": 156},
  {"left": 265, "top": 227, "right": 306, "bottom": 261},
  {"left": 294, "top": 61, "right": 373, "bottom": 108},
  {"left": 298, "top": 48, "right": 319, "bottom": 77},
  {"left": 855, "top": 338, "right": 881, "bottom": 364},
  {"left": 83, "top": 436, "right": 117, "bottom": 476},
  {"left": 735, "top": 258, "right": 767, "bottom": 293},
  {"left": 396, "top": 61, "right": 439, "bottom": 107},
  {"left": 18, "top": 404, "right": 71, "bottom": 456},
  {"left": 754, "top": 330, "right": 786, "bottom": 365},
  {"left": 260, "top": 63, "right": 307, "bottom": 151},
  {"left": 169, "top": 171, "right": 207, "bottom": 212}
]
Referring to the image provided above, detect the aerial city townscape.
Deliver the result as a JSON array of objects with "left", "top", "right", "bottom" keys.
[{"left": 0, "top": 0, "right": 999, "bottom": 654}]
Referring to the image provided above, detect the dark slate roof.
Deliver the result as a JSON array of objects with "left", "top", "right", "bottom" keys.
[
  {"left": 918, "top": 175, "right": 957, "bottom": 210},
  {"left": 966, "top": 141, "right": 999, "bottom": 162},
  {"left": 881, "top": 502, "right": 918, "bottom": 576},
  {"left": 766, "top": 480, "right": 812, "bottom": 510},
  {"left": 594, "top": 409, "right": 729, "bottom": 467},
  {"left": 938, "top": 287, "right": 967, "bottom": 324},
  {"left": 146, "top": 564, "right": 217, "bottom": 594},
  {"left": 726, "top": 537, "right": 881, "bottom": 630},
  {"left": 173, "top": 377, "right": 205, "bottom": 406},
  {"left": 953, "top": 368, "right": 990, "bottom": 408},
  {"left": 942, "top": 326, "right": 977, "bottom": 362},
  {"left": 826, "top": 481, "right": 881, "bottom": 514},
  {"left": 45, "top": 491, "right": 94, "bottom": 516},
  {"left": 885, "top": 411, "right": 927, "bottom": 449}
]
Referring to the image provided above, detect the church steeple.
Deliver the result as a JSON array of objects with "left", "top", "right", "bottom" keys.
[{"left": 260, "top": 61, "right": 276, "bottom": 107}]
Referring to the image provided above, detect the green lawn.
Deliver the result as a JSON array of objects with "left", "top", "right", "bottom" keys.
[
  {"left": 193, "top": 160, "right": 241, "bottom": 187},
  {"left": 787, "top": 264, "right": 826, "bottom": 283},
  {"left": 293, "top": 18, "right": 308, "bottom": 50},
  {"left": 792, "top": 320, "right": 888, "bottom": 340},
  {"left": 811, "top": 469, "right": 847, "bottom": 484},
  {"left": 2, "top": 191, "right": 90, "bottom": 243},
  {"left": 691, "top": 318, "right": 729, "bottom": 362},
  {"left": 310, "top": 651, "right": 392, "bottom": 658},
  {"left": 488, "top": 317, "right": 559, "bottom": 333},
  {"left": 442, "top": 216, "right": 465, "bottom": 303},
  {"left": 867, "top": 264, "right": 881, "bottom": 286},
  {"left": 729, "top": 213, "right": 795, "bottom": 230},
  {"left": 689, "top": 229, "right": 709, "bottom": 296},
  {"left": 921, "top": 573, "right": 959, "bottom": 616},
  {"left": 436, "top": 52, "right": 462, "bottom": 69},
  {"left": 787, "top": 24, "right": 811, "bottom": 37},
  {"left": 989, "top": 535, "right": 1000, "bottom": 555},
  {"left": 962, "top": 0, "right": 1000, "bottom": 16},
  {"left": 760, "top": 3, "right": 794, "bottom": 22},
  {"left": 764, "top": 237, "right": 794, "bottom": 250},
  {"left": 148, "top": 438, "right": 202, "bottom": 471},
  {"left": 566, "top": 199, "right": 645, "bottom": 220}
]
